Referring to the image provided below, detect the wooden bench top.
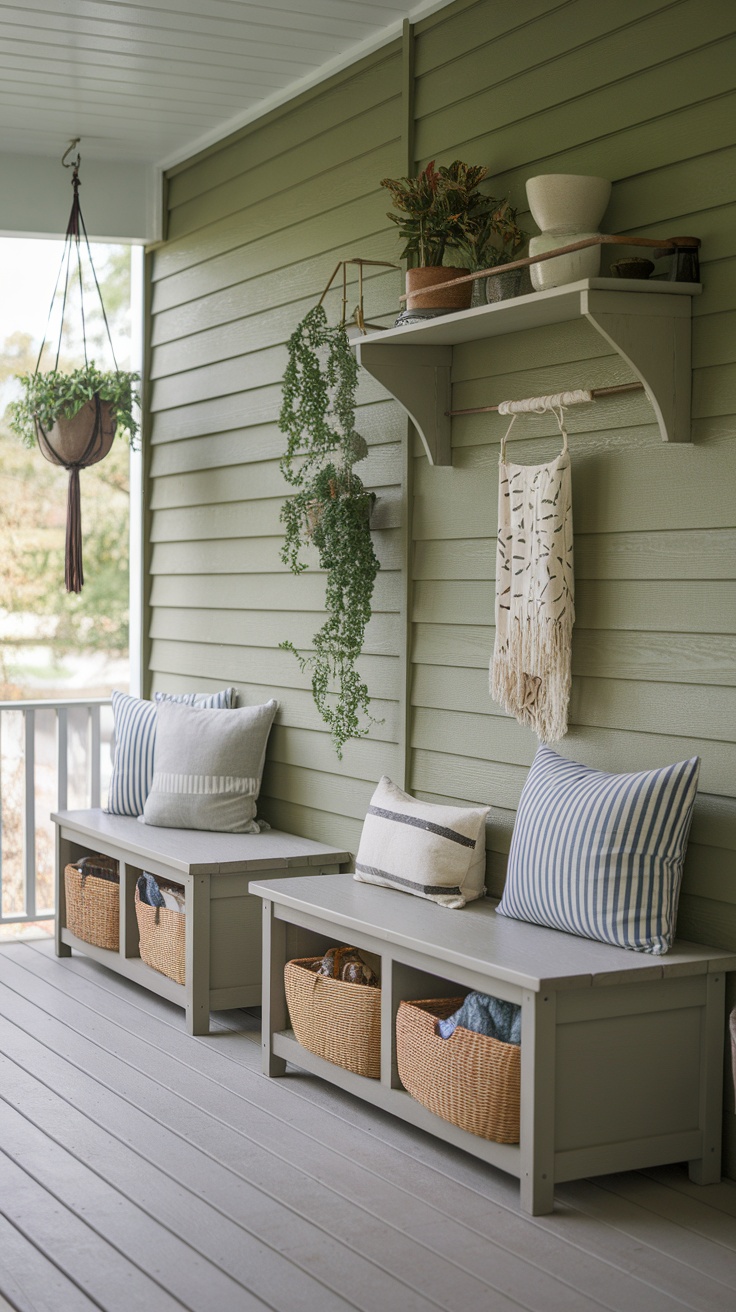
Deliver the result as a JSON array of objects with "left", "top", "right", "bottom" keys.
[
  {"left": 53, "top": 809, "right": 350, "bottom": 876},
  {"left": 251, "top": 873, "right": 736, "bottom": 993}
]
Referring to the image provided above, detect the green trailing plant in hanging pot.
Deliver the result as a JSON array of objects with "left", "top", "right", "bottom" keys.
[
  {"left": 279, "top": 303, "right": 380, "bottom": 758},
  {"left": 8, "top": 362, "right": 140, "bottom": 456}
]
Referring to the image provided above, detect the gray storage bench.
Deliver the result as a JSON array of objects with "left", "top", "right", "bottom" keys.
[
  {"left": 253, "top": 871, "right": 736, "bottom": 1215},
  {"left": 53, "top": 809, "right": 349, "bottom": 1034}
]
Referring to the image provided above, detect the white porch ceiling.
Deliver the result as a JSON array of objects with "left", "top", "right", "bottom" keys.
[{"left": 0, "top": 0, "right": 449, "bottom": 168}]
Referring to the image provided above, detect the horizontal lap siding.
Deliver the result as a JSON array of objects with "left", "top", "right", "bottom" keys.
[
  {"left": 149, "top": 45, "right": 404, "bottom": 849},
  {"left": 148, "top": 0, "right": 736, "bottom": 1173},
  {"left": 410, "top": 0, "right": 736, "bottom": 1168}
]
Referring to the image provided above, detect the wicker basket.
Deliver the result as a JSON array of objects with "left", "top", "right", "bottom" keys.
[
  {"left": 135, "top": 886, "right": 186, "bottom": 985},
  {"left": 284, "top": 956, "right": 381, "bottom": 1079},
  {"left": 64, "top": 856, "right": 119, "bottom": 950},
  {"left": 396, "top": 998, "right": 521, "bottom": 1144}
]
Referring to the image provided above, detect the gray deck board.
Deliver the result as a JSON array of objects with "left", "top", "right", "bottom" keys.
[
  {"left": 0, "top": 1213, "right": 100, "bottom": 1312},
  {"left": 1, "top": 940, "right": 735, "bottom": 1312}
]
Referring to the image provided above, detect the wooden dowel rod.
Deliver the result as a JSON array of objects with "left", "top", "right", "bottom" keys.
[
  {"left": 318, "top": 261, "right": 343, "bottom": 307},
  {"left": 398, "top": 234, "right": 700, "bottom": 303},
  {"left": 446, "top": 381, "right": 643, "bottom": 418},
  {"left": 344, "top": 258, "right": 400, "bottom": 268}
]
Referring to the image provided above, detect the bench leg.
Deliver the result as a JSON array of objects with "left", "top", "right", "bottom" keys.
[
  {"left": 689, "top": 971, "right": 725, "bottom": 1186},
  {"left": 185, "top": 875, "right": 211, "bottom": 1036},
  {"left": 54, "top": 829, "right": 72, "bottom": 958},
  {"left": 519, "top": 989, "right": 557, "bottom": 1215},
  {"left": 262, "top": 900, "right": 287, "bottom": 1077}
]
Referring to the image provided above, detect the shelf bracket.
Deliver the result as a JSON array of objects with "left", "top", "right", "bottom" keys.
[
  {"left": 356, "top": 341, "right": 453, "bottom": 465},
  {"left": 582, "top": 289, "right": 692, "bottom": 443}
]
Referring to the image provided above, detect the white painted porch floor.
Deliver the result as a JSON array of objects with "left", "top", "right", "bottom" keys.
[{"left": 1, "top": 940, "right": 735, "bottom": 1312}]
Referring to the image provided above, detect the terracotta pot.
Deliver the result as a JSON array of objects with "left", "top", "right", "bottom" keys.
[
  {"left": 406, "top": 266, "right": 472, "bottom": 312},
  {"left": 35, "top": 395, "right": 116, "bottom": 468}
]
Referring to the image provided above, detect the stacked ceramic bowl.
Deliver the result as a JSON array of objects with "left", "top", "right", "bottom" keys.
[{"left": 526, "top": 174, "right": 611, "bottom": 291}]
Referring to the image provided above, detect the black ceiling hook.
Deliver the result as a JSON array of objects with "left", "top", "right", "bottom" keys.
[{"left": 61, "top": 138, "right": 81, "bottom": 171}]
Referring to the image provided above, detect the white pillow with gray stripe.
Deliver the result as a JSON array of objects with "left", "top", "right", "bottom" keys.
[
  {"left": 354, "top": 776, "right": 489, "bottom": 909},
  {"left": 143, "top": 699, "right": 278, "bottom": 833}
]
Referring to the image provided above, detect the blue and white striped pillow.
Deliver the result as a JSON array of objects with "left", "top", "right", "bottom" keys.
[
  {"left": 497, "top": 746, "right": 700, "bottom": 955},
  {"left": 106, "top": 688, "right": 236, "bottom": 816}
]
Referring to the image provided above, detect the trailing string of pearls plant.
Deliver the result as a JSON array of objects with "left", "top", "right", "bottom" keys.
[{"left": 278, "top": 303, "right": 380, "bottom": 758}]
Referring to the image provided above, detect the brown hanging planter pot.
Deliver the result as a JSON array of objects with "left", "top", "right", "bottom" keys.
[
  {"left": 35, "top": 395, "right": 116, "bottom": 468},
  {"left": 35, "top": 395, "right": 117, "bottom": 593}
]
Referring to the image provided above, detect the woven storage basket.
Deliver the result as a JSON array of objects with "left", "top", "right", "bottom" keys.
[
  {"left": 284, "top": 956, "right": 381, "bottom": 1079},
  {"left": 396, "top": 998, "right": 521, "bottom": 1143},
  {"left": 135, "top": 886, "right": 186, "bottom": 985},
  {"left": 64, "top": 857, "right": 119, "bottom": 950}
]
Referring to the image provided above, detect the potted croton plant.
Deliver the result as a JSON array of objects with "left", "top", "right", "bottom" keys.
[
  {"left": 381, "top": 159, "right": 526, "bottom": 314},
  {"left": 279, "top": 304, "right": 380, "bottom": 758}
]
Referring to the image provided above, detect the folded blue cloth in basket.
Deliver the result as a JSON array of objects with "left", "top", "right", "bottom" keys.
[
  {"left": 137, "top": 872, "right": 165, "bottom": 908},
  {"left": 437, "top": 992, "right": 521, "bottom": 1044}
]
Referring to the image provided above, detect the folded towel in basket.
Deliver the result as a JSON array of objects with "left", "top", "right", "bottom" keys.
[
  {"left": 137, "top": 872, "right": 186, "bottom": 915},
  {"left": 437, "top": 991, "right": 521, "bottom": 1044}
]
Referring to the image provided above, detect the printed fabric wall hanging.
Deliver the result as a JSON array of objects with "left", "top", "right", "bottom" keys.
[
  {"left": 490, "top": 391, "right": 586, "bottom": 742},
  {"left": 8, "top": 140, "right": 139, "bottom": 592}
]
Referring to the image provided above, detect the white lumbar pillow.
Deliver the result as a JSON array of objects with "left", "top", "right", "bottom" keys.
[{"left": 354, "top": 776, "right": 489, "bottom": 909}]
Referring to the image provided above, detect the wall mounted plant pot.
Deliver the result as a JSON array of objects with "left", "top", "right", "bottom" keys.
[
  {"left": 304, "top": 488, "right": 376, "bottom": 543},
  {"left": 34, "top": 395, "right": 116, "bottom": 468},
  {"left": 406, "top": 266, "right": 472, "bottom": 312}
]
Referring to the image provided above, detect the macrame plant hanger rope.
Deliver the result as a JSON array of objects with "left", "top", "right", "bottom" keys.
[{"left": 34, "top": 140, "right": 121, "bottom": 592}]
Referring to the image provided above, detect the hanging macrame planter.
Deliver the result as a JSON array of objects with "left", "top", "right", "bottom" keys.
[{"left": 9, "top": 141, "right": 139, "bottom": 592}]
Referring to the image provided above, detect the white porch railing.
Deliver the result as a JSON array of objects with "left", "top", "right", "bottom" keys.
[{"left": 0, "top": 697, "right": 112, "bottom": 928}]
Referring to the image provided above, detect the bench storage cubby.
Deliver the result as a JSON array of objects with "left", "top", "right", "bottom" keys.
[
  {"left": 253, "top": 871, "right": 736, "bottom": 1215},
  {"left": 54, "top": 809, "right": 349, "bottom": 1034},
  {"left": 135, "top": 881, "right": 186, "bottom": 985},
  {"left": 285, "top": 956, "right": 381, "bottom": 1079},
  {"left": 64, "top": 855, "right": 120, "bottom": 951},
  {"left": 396, "top": 998, "right": 521, "bottom": 1144}
]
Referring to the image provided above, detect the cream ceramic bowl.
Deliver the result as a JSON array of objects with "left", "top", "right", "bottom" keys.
[{"left": 526, "top": 174, "right": 611, "bottom": 233}]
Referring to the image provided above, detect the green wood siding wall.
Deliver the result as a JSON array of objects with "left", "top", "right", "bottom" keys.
[
  {"left": 149, "top": 0, "right": 736, "bottom": 1169},
  {"left": 148, "top": 45, "right": 406, "bottom": 855}
]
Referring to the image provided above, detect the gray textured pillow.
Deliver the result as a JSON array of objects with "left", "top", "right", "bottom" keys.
[{"left": 143, "top": 699, "right": 278, "bottom": 833}]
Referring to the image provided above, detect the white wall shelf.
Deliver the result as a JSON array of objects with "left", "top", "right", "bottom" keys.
[{"left": 354, "top": 278, "right": 702, "bottom": 464}]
